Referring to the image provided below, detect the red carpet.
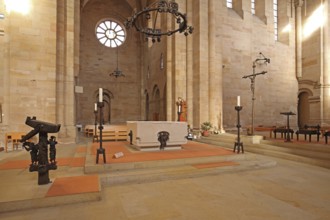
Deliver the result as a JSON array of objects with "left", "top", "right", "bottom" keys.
[
  {"left": 69, "top": 157, "right": 85, "bottom": 167},
  {"left": 91, "top": 141, "right": 235, "bottom": 165},
  {"left": 0, "top": 160, "right": 30, "bottom": 170},
  {"left": 46, "top": 175, "right": 99, "bottom": 197},
  {"left": 76, "top": 146, "right": 87, "bottom": 153}
]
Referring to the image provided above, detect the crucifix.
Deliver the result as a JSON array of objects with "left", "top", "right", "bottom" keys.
[{"left": 242, "top": 53, "right": 270, "bottom": 136}]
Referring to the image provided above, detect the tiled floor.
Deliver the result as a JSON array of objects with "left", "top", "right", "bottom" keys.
[{"left": 0, "top": 138, "right": 329, "bottom": 220}]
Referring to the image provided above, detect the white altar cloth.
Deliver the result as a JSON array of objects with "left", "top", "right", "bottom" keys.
[{"left": 126, "top": 121, "right": 188, "bottom": 151}]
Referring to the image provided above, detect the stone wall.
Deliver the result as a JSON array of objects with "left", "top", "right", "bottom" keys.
[
  {"left": 213, "top": 0, "right": 298, "bottom": 130},
  {"left": 0, "top": 0, "right": 58, "bottom": 144},
  {"left": 78, "top": 0, "right": 142, "bottom": 126}
]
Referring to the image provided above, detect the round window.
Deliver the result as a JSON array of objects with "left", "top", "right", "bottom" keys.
[{"left": 96, "top": 20, "right": 126, "bottom": 48}]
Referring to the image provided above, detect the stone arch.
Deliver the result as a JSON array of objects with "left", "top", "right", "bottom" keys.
[
  {"left": 298, "top": 89, "right": 313, "bottom": 128},
  {"left": 162, "top": 83, "right": 167, "bottom": 121},
  {"left": 152, "top": 85, "right": 161, "bottom": 121},
  {"left": 144, "top": 89, "right": 149, "bottom": 121},
  {"left": 95, "top": 89, "right": 114, "bottom": 124}
]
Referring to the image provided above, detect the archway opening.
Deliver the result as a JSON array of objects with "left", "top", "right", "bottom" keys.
[{"left": 298, "top": 92, "right": 310, "bottom": 128}]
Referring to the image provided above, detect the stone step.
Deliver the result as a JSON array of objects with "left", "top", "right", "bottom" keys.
[
  {"left": 196, "top": 138, "right": 234, "bottom": 149},
  {"left": 84, "top": 152, "right": 254, "bottom": 174},
  {"left": 200, "top": 133, "right": 264, "bottom": 144},
  {"left": 250, "top": 143, "right": 330, "bottom": 160},
  {"left": 246, "top": 145, "right": 330, "bottom": 169},
  {"left": 197, "top": 134, "right": 330, "bottom": 169},
  {"left": 100, "top": 156, "right": 277, "bottom": 187},
  {"left": 260, "top": 139, "right": 330, "bottom": 154}
]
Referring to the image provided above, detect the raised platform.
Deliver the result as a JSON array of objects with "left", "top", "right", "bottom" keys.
[{"left": 0, "top": 140, "right": 277, "bottom": 213}]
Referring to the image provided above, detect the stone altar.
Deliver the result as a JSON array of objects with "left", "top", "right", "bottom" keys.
[{"left": 126, "top": 121, "right": 188, "bottom": 151}]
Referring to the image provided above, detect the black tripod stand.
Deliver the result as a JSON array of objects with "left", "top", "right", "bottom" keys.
[{"left": 233, "top": 106, "right": 244, "bottom": 153}]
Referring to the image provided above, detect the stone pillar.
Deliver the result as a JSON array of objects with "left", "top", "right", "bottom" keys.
[
  {"left": 322, "top": 0, "right": 330, "bottom": 125},
  {"left": 56, "top": 0, "right": 78, "bottom": 141},
  {"left": 0, "top": 1, "right": 8, "bottom": 126},
  {"left": 0, "top": 1, "right": 9, "bottom": 145},
  {"left": 174, "top": 0, "right": 187, "bottom": 120},
  {"left": 208, "top": 0, "right": 223, "bottom": 132},
  {"left": 296, "top": 0, "right": 303, "bottom": 78},
  {"left": 166, "top": 17, "right": 173, "bottom": 121},
  {"left": 192, "top": 0, "right": 209, "bottom": 127},
  {"left": 186, "top": 0, "right": 194, "bottom": 126}
]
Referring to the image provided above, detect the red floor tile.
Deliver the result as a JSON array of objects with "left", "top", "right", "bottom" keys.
[{"left": 46, "top": 175, "right": 99, "bottom": 197}]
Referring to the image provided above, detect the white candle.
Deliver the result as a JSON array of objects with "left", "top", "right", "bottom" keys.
[
  {"left": 237, "top": 96, "right": 240, "bottom": 106},
  {"left": 99, "top": 88, "right": 103, "bottom": 102},
  {"left": 94, "top": 103, "right": 97, "bottom": 111}
]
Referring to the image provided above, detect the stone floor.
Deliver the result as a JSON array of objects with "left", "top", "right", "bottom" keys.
[{"left": 0, "top": 136, "right": 329, "bottom": 220}]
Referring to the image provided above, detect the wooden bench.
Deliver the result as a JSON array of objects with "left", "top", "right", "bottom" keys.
[
  {"left": 273, "top": 127, "right": 294, "bottom": 139},
  {"left": 5, "top": 132, "right": 26, "bottom": 152},
  {"left": 95, "top": 125, "right": 128, "bottom": 141},
  {"left": 295, "top": 125, "right": 321, "bottom": 142},
  {"left": 255, "top": 126, "right": 276, "bottom": 138}
]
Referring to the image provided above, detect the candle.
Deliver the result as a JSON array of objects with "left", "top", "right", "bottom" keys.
[
  {"left": 99, "top": 88, "right": 103, "bottom": 102},
  {"left": 237, "top": 96, "right": 240, "bottom": 106},
  {"left": 94, "top": 103, "right": 97, "bottom": 111}
]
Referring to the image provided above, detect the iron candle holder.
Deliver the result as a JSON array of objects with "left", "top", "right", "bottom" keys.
[
  {"left": 233, "top": 106, "right": 244, "bottom": 153},
  {"left": 96, "top": 101, "right": 106, "bottom": 164}
]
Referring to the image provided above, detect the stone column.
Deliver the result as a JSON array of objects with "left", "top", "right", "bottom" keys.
[
  {"left": 322, "top": 0, "right": 330, "bottom": 125},
  {"left": 295, "top": 0, "right": 303, "bottom": 78},
  {"left": 186, "top": 0, "right": 194, "bottom": 126},
  {"left": 192, "top": 0, "right": 209, "bottom": 127},
  {"left": 56, "top": 0, "right": 77, "bottom": 141},
  {"left": 174, "top": 0, "right": 187, "bottom": 120},
  {"left": 166, "top": 17, "right": 173, "bottom": 121},
  {"left": 208, "top": 0, "right": 223, "bottom": 132},
  {"left": 0, "top": 2, "right": 9, "bottom": 144}
]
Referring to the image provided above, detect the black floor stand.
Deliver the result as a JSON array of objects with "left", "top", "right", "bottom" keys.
[
  {"left": 96, "top": 101, "right": 106, "bottom": 164},
  {"left": 233, "top": 106, "right": 244, "bottom": 153}
]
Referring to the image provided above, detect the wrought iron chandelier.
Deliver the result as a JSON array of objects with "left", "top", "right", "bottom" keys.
[
  {"left": 109, "top": 48, "right": 125, "bottom": 78},
  {"left": 124, "top": 0, "right": 193, "bottom": 43}
]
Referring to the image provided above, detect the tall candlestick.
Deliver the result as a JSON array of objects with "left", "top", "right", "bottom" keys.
[
  {"left": 94, "top": 103, "right": 97, "bottom": 111},
  {"left": 237, "top": 96, "right": 240, "bottom": 106},
  {"left": 99, "top": 88, "right": 103, "bottom": 103}
]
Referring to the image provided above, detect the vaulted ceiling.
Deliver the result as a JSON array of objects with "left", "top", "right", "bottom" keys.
[{"left": 80, "top": 0, "right": 149, "bottom": 11}]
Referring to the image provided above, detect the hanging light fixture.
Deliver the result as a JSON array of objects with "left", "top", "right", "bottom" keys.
[
  {"left": 109, "top": 47, "right": 125, "bottom": 78},
  {"left": 124, "top": 0, "right": 193, "bottom": 43}
]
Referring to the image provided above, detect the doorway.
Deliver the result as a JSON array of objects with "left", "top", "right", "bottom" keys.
[{"left": 298, "top": 91, "right": 310, "bottom": 128}]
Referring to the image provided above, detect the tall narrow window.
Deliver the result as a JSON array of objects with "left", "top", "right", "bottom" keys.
[
  {"left": 273, "top": 0, "right": 278, "bottom": 41},
  {"left": 251, "top": 0, "right": 255, "bottom": 14},
  {"left": 227, "top": 0, "right": 233, "bottom": 8}
]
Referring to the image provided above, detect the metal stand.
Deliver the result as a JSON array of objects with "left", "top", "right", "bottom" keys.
[
  {"left": 233, "top": 106, "right": 244, "bottom": 153},
  {"left": 243, "top": 53, "right": 269, "bottom": 136},
  {"left": 93, "top": 109, "right": 98, "bottom": 142},
  {"left": 96, "top": 102, "right": 106, "bottom": 164},
  {"left": 280, "top": 111, "right": 296, "bottom": 142}
]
